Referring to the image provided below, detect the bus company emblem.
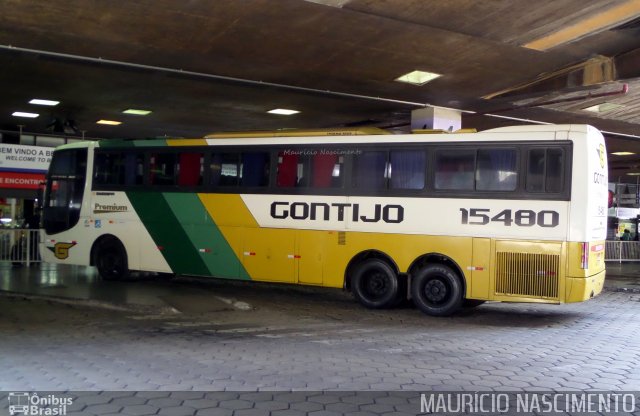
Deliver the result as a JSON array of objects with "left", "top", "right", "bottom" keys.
[
  {"left": 93, "top": 202, "right": 128, "bottom": 214},
  {"left": 48, "top": 242, "right": 77, "bottom": 260},
  {"left": 597, "top": 144, "right": 605, "bottom": 168}
]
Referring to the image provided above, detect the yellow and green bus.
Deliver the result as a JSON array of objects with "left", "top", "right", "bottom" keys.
[{"left": 40, "top": 124, "right": 607, "bottom": 316}]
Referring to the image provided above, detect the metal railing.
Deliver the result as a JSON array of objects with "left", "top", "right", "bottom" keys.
[
  {"left": 605, "top": 240, "right": 640, "bottom": 263},
  {"left": 0, "top": 229, "right": 41, "bottom": 266}
]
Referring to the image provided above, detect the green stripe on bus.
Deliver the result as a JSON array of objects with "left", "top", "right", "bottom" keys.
[
  {"left": 133, "top": 139, "right": 168, "bottom": 147},
  {"left": 98, "top": 139, "right": 168, "bottom": 148},
  {"left": 126, "top": 191, "right": 209, "bottom": 276},
  {"left": 98, "top": 140, "right": 135, "bottom": 148},
  {"left": 163, "top": 193, "right": 250, "bottom": 280}
]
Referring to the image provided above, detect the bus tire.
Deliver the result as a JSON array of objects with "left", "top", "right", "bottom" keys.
[
  {"left": 351, "top": 258, "right": 399, "bottom": 309},
  {"left": 411, "top": 264, "right": 463, "bottom": 316},
  {"left": 95, "top": 238, "right": 130, "bottom": 281}
]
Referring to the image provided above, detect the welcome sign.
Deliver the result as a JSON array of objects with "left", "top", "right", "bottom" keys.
[{"left": 0, "top": 143, "right": 53, "bottom": 189}]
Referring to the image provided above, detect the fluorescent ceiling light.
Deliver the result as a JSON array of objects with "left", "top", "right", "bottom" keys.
[
  {"left": 583, "top": 102, "right": 624, "bottom": 113},
  {"left": 12, "top": 111, "right": 39, "bottom": 118},
  {"left": 611, "top": 151, "right": 635, "bottom": 156},
  {"left": 268, "top": 108, "right": 300, "bottom": 115},
  {"left": 523, "top": 0, "right": 640, "bottom": 51},
  {"left": 395, "top": 70, "right": 441, "bottom": 86},
  {"left": 29, "top": 98, "right": 59, "bottom": 106},
  {"left": 626, "top": 172, "right": 640, "bottom": 176},
  {"left": 96, "top": 119, "right": 122, "bottom": 125},
  {"left": 122, "top": 109, "right": 152, "bottom": 115}
]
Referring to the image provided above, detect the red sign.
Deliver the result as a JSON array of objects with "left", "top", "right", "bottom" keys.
[{"left": 0, "top": 171, "right": 45, "bottom": 189}]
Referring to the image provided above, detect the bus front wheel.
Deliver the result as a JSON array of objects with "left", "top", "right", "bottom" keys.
[
  {"left": 411, "top": 264, "right": 462, "bottom": 316},
  {"left": 351, "top": 259, "right": 400, "bottom": 309},
  {"left": 95, "top": 238, "right": 130, "bottom": 281}
]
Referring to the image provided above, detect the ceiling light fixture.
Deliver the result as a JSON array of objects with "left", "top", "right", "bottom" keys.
[
  {"left": 122, "top": 109, "right": 152, "bottom": 115},
  {"left": 395, "top": 70, "right": 441, "bottom": 86},
  {"left": 96, "top": 119, "right": 122, "bottom": 125},
  {"left": 626, "top": 172, "right": 640, "bottom": 176},
  {"left": 29, "top": 98, "right": 60, "bottom": 106},
  {"left": 583, "top": 102, "right": 625, "bottom": 113},
  {"left": 12, "top": 111, "right": 39, "bottom": 118},
  {"left": 268, "top": 108, "right": 300, "bottom": 115},
  {"left": 611, "top": 151, "right": 635, "bottom": 156},
  {"left": 522, "top": 0, "right": 640, "bottom": 51}
]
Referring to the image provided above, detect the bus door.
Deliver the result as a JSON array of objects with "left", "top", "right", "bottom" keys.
[
  {"left": 242, "top": 228, "right": 296, "bottom": 283},
  {"left": 296, "top": 230, "right": 327, "bottom": 285}
]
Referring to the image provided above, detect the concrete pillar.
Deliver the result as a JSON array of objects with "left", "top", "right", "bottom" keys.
[{"left": 411, "top": 107, "right": 461, "bottom": 132}]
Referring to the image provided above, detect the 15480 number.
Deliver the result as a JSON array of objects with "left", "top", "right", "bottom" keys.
[{"left": 459, "top": 208, "right": 559, "bottom": 227}]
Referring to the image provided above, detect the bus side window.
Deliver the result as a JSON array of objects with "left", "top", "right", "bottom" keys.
[
  {"left": 526, "top": 149, "right": 545, "bottom": 192},
  {"left": 276, "top": 152, "right": 311, "bottom": 188},
  {"left": 390, "top": 150, "right": 425, "bottom": 190},
  {"left": 241, "top": 152, "right": 269, "bottom": 187},
  {"left": 434, "top": 150, "right": 475, "bottom": 190},
  {"left": 178, "top": 152, "right": 203, "bottom": 186},
  {"left": 312, "top": 154, "right": 343, "bottom": 188},
  {"left": 476, "top": 148, "right": 517, "bottom": 191},
  {"left": 277, "top": 153, "right": 298, "bottom": 187},
  {"left": 210, "top": 153, "right": 240, "bottom": 187},
  {"left": 94, "top": 152, "right": 119, "bottom": 186},
  {"left": 123, "top": 153, "right": 144, "bottom": 186},
  {"left": 545, "top": 148, "right": 564, "bottom": 193},
  {"left": 150, "top": 153, "right": 177, "bottom": 186},
  {"left": 353, "top": 151, "right": 387, "bottom": 190},
  {"left": 527, "top": 148, "right": 564, "bottom": 193},
  {"left": 210, "top": 153, "right": 222, "bottom": 186}
]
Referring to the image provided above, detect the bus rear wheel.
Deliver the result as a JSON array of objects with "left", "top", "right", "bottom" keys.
[
  {"left": 411, "top": 264, "right": 462, "bottom": 316},
  {"left": 351, "top": 258, "right": 400, "bottom": 309},
  {"left": 95, "top": 238, "right": 130, "bottom": 281}
]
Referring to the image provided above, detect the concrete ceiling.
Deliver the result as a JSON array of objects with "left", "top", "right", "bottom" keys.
[{"left": 1, "top": 0, "right": 640, "bottom": 181}]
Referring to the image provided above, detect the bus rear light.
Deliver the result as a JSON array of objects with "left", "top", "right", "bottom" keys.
[{"left": 580, "top": 242, "right": 589, "bottom": 269}]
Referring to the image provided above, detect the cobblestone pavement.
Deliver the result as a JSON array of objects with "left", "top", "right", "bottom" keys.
[{"left": 1, "top": 274, "right": 640, "bottom": 415}]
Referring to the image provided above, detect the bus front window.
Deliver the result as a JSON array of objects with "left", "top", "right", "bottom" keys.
[{"left": 43, "top": 148, "right": 88, "bottom": 234}]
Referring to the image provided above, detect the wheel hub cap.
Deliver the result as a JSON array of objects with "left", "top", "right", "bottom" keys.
[{"left": 425, "top": 279, "right": 447, "bottom": 303}]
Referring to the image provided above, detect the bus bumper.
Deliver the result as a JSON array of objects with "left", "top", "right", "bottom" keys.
[{"left": 565, "top": 270, "right": 606, "bottom": 303}]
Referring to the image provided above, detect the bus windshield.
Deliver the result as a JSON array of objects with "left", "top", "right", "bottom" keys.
[{"left": 42, "top": 148, "right": 87, "bottom": 234}]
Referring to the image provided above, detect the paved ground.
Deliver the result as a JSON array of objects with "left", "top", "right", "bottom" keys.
[{"left": 1, "top": 263, "right": 639, "bottom": 415}]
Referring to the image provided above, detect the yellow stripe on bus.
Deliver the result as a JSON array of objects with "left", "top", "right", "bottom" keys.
[
  {"left": 166, "top": 139, "right": 208, "bottom": 146},
  {"left": 198, "top": 194, "right": 259, "bottom": 227}
]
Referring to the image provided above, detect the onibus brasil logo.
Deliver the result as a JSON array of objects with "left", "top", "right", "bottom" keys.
[{"left": 8, "top": 393, "right": 72, "bottom": 416}]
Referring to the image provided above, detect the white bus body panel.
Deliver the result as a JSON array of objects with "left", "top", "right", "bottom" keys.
[
  {"left": 567, "top": 125, "right": 608, "bottom": 242},
  {"left": 243, "top": 194, "right": 569, "bottom": 240}
]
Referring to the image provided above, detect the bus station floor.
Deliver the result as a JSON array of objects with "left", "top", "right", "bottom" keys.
[{"left": 1, "top": 262, "right": 639, "bottom": 415}]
